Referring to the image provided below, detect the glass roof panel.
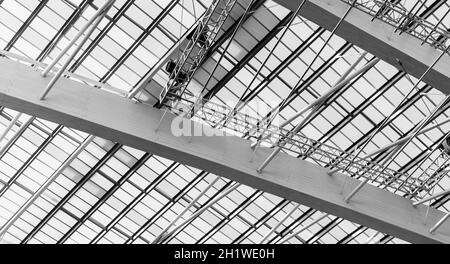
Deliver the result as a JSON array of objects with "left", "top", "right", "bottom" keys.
[{"left": 1, "top": 0, "right": 450, "bottom": 245}]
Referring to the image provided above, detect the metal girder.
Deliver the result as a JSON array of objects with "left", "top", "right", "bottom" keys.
[
  {"left": 253, "top": 1, "right": 358, "bottom": 172},
  {"left": 4, "top": 0, "right": 50, "bottom": 51},
  {"left": 128, "top": 0, "right": 262, "bottom": 101},
  {"left": 129, "top": 171, "right": 213, "bottom": 244},
  {"left": 67, "top": 0, "right": 134, "bottom": 72},
  {"left": 0, "top": 135, "right": 96, "bottom": 238},
  {"left": 127, "top": 9, "right": 201, "bottom": 100},
  {"left": 232, "top": 199, "right": 290, "bottom": 244},
  {"left": 1, "top": 58, "right": 450, "bottom": 243},
  {"left": 273, "top": 0, "right": 450, "bottom": 95},
  {"left": 40, "top": 0, "right": 117, "bottom": 99},
  {"left": 21, "top": 143, "right": 123, "bottom": 243}
]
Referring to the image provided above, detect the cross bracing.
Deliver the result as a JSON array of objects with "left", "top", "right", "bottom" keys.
[{"left": 0, "top": 0, "right": 449, "bottom": 244}]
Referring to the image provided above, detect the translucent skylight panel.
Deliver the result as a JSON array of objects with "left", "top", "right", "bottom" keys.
[
  {"left": 70, "top": 220, "right": 101, "bottom": 242},
  {"left": 127, "top": 2, "right": 156, "bottom": 28},
  {"left": 99, "top": 229, "right": 127, "bottom": 244},
  {"left": 3, "top": 0, "right": 35, "bottom": 22},
  {"left": 0, "top": 0, "right": 447, "bottom": 245},
  {"left": 97, "top": 198, "right": 122, "bottom": 221}
]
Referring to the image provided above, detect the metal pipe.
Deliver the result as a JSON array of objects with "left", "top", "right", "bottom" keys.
[
  {"left": 0, "top": 117, "right": 34, "bottom": 158},
  {"left": 343, "top": 145, "right": 400, "bottom": 203},
  {"left": 158, "top": 182, "right": 241, "bottom": 243},
  {"left": 0, "top": 49, "right": 125, "bottom": 96},
  {"left": 375, "top": 94, "right": 450, "bottom": 187},
  {"left": 421, "top": 8, "right": 450, "bottom": 45},
  {"left": 127, "top": 0, "right": 201, "bottom": 100},
  {"left": 277, "top": 213, "right": 328, "bottom": 244},
  {"left": 363, "top": 116, "right": 450, "bottom": 159},
  {"left": 198, "top": 0, "right": 255, "bottom": 100},
  {"left": 365, "top": 231, "right": 380, "bottom": 244},
  {"left": 346, "top": 93, "right": 450, "bottom": 202},
  {"left": 0, "top": 135, "right": 94, "bottom": 237},
  {"left": 413, "top": 188, "right": 450, "bottom": 207},
  {"left": 40, "top": 0, "right": 115, "bottom": 100},
  {"left": 256, "top": 1, "right": 357, "bottom": 172},
  {"left": 430, "top": 212, "right": 450, "bottom": 233},
  {"left": 257, "top": 57, "right": 378, "bottom": 172},
  {"left": 329, "top": 45, "right": 450, "bottom": 176},
  {"left": 279, "top": 0, "right": 357, "bottom": 114},
  {"left": 401, "top": 134, "right": 450, "bottom": 197},
  {"left": 0, "top": 113, "right": 22, "bottom": 143},
  {"left": 187, "top": 0, "right": 255, "bottom": 119}
]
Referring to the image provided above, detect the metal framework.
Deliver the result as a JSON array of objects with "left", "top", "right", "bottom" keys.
[
  {"left": 343, "top": 0, "right": 450, "bottom": 53},
  {"left": 158, "top": 0, "right": 238, "bottom": 108},
  {"left": 0, "top": 0, "right": 449, "bottom": 244}
]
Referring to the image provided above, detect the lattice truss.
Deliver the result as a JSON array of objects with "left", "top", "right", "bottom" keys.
[
  {"left": 0, "top": 0, "right": 449, "bottom": 244},
  {"left": 344, "top": 0, "right": 450, "bottom": 52},
  {"left": 159, "top": 0, "right": 237, "bottom": 106}
]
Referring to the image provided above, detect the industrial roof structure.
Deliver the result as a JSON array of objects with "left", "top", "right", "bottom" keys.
[{"left": 0, "top": 0, "right": 449, "bottom": 244}]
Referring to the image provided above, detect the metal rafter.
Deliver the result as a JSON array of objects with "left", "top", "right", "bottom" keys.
[{"left": 0, "top": 0, "right": 450, "bottom": 244}]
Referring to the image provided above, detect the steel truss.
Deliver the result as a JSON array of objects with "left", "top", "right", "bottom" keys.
[
  {"left": 342, "top": 0, "right": 450, "bottom": 52},
  {"left": 158, "top": 0, "right": 238, "bottom": 107}
]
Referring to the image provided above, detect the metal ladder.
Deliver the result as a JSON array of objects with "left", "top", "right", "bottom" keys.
[{"left": 158, "top": 0, "right": 237, "bottom": 108}]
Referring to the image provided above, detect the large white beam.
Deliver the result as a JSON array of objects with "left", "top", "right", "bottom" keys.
[
  {"left": 129, "top": 1, "right": 255, "bottom": 102},
  {"left": 275, "top": 0, "right": 450, "bottom": 94},
  {"left": 0, "top": 58, "right": 449, "bottom": 244}
]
